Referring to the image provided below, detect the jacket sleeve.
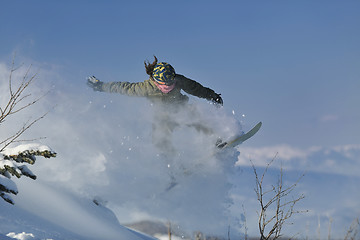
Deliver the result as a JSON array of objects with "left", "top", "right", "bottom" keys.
[
  {"left": 99, "top": 80, "right": 157, "bottom": 97},
  {"left": 176, "top": 74, "right": 218, "bottom": 101}
]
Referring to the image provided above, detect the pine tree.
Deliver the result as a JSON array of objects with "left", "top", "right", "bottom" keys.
[{"left": 0, "top": 145, "right": 56, "bottom": 204}]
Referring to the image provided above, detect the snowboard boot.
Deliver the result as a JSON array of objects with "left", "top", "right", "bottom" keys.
[{"left": 215, "top": 138, "right": 227, "bottom": 149}]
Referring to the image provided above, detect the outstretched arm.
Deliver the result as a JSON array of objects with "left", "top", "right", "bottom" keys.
[
  {"left": 176, "top": 75, "right": 223, "bottom": 105},
  {"left": 87, "top": 76, "right": 156, "bottom": 97}
]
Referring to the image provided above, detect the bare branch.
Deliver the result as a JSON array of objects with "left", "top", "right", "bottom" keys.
[
  {"left": 0, "top": 111, "right": 48, "bottom": 152},
  {"left": 251, "top": 154, "right": 306, "bottom": 240},
  {"left": 344, "top": 218, "right": 359, "bottom": 240},
  {"left": 1, "top": 57, "right": 48, "bottom": 152}
]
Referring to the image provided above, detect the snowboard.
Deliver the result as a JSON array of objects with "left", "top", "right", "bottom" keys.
[{"left": 218, "top": 121, "right": 262, "bottom": 149}]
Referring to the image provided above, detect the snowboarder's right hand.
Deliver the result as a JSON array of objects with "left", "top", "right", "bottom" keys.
[{"left": 87, "top": 76, "right": 103, "bottom": 92}]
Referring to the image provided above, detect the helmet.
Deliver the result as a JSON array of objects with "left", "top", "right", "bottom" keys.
[{"left": 152, "top": 62, "right": 176, "bottom": 86}]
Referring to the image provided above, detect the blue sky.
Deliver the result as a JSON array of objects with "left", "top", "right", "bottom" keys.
[
  {"left": 1, "top": 0, "right": 359, "bottom": 148},
  {"left": 1, "top": 1, "right": 360, "bottom": 238}
]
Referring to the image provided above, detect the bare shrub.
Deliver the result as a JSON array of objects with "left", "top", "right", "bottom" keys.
[
  {"left": 252, "top": 155, "right": 306, "bottom": 240},
  {"left": 0, "top": 56, "right": 48, "bottom": 152}
]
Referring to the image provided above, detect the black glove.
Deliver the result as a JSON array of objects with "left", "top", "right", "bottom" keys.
[
  {"left": 87, "top": 76, "right": 103, "bottom": 91},
  {"left": 211, "top": 93, "right": 223, "bottom": 106}
]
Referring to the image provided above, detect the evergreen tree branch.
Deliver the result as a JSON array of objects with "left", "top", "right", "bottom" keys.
[{"left": 0, "top": 147, "right": 56, "bottom": 204}]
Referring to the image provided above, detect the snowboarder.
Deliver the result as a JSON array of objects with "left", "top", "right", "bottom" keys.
[{"left": 87, "top": 56, "right": 223, "bottom": 154}]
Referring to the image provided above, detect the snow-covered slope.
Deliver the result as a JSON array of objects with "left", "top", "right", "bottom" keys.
[{"left": 0, "top": 180, "right": 156, "bottom": 240}]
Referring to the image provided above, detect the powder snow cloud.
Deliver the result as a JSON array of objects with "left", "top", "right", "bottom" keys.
[
  {"left": 0, "top": 59, "right": 244, "bottom": 237},
  {"left": 2, "top": 58, "right": 360, "bottom": 239}
]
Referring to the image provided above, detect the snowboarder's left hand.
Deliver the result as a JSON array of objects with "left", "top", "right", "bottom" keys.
[
  {"left": 87, "top": 76, "right": 103, "bottom": 91},
  {"left": 211, "top": 93, "right": 223, "bottom": 106}
]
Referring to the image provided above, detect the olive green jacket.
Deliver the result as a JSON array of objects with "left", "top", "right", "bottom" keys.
[{"left": 99, "top": 74, "right": 218, "bottom": 105}]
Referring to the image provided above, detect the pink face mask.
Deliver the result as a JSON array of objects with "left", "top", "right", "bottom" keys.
[{"left": 154, "top": 81, "right": 176, "bottom": 94}]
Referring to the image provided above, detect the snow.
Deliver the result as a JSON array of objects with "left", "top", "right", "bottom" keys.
[
  {"left": 0, "top": 159, "right": 18, "bottom": 170},
  {"left": 6, "top": 232, "right": 35, "bottom": 240},
  {"left": 17, "top": 165, "right": 35, "bottom": 179},
  {"left": 0, "top": 180, "right": 157, "bottom": 240},
  {"left": 1, "top": 64, "right": 158, "bottom": 240},
  {"left": 1, "top": 66, "right": 244, "bottom": 239},
  {"left": 0, "top": 174, "right": 18, "bottom": 194},
  {"left": 7, "top": 74, "right": 245, "bottom": 238},
  {"left": 1, "top": 61, "right": 359, "bottom": 240},
  {"left": 155, "top": 234, "right": 184, "bottom": 240},
  {"left": 2, "top": 144, "right": 54, "bottom": 157}
]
